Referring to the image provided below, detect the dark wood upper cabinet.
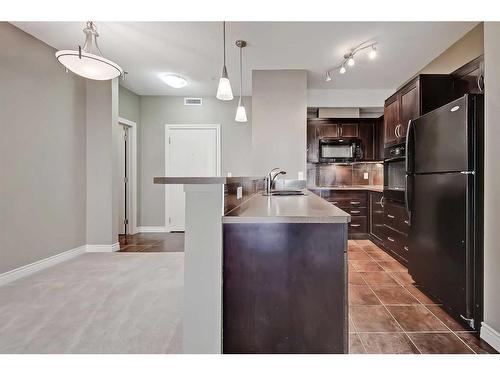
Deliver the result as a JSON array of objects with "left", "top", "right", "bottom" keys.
[
  {"left": 358, "top": 122, "right": 375, "bottom": 161},
  {"left": 384, "top": 94, "right": 399, "bottom": 145},
  {"left": 318, "top": 123, "right": 339, "bottom": 138},
  {"left": 307, "top": 118, "right": 383, "bottom": 162},
  {"left": 399, "top": 80, "right": 419, "bottom": 139},
  {"left": 338, "top": 123, "right": 358, "bottom": 138},
  {"left": 383, "top": 74, "right": 456, "bottom": 148},
  {"left": 451, "top": 55, "right": 484, "bottom": 96}
]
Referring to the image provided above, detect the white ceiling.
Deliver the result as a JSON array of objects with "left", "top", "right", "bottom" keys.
[{"left": 13, "top": 21, "right": 478, "bottom": 96}]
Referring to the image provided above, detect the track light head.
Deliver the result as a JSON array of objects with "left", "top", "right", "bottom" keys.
[
  {"left": 369, "top": 45, "right": 377, "bottom": 60},
  {"left": 325, "top": 71, "right": 332, "bottom": 82},
  {"left": 339, "top": 64, "right": 346, "bottom": 74}
]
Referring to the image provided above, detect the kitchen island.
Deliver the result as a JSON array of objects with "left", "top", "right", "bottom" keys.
[
  {"left": 223, "top": 190, "right": 350, "bottom": 353},
  {"left": 154, "top": 177, "right": 350, "bottom": 354}
]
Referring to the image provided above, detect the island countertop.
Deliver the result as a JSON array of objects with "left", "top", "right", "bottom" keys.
[{"left": 223, "top": 190, "right": 351, "bottom": 224}]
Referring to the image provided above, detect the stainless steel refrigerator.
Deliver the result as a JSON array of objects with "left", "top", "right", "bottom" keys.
[{"left": 406, "top": 94, "right": 483, "bottom": 330}]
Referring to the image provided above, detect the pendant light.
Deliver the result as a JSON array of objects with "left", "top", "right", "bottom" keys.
[
  {"left": 235, "top": 40, "right": 247, "bottom": 122},
  {"left": 216, "top": 22, "right": 234, "bottom": 101},
  {"left": 55, "top": 22, "right": 123, "bottom": 81}
]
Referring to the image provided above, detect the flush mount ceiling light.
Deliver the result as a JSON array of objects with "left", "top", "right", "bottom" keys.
[
  {"left": 55, "top": 22, "right": 123, "bottom": 81},
  {"left": 216, "top": 21, "right": 233, "bottom": 101},
  {"left": 161, "top": 73, "right": 188, "bottom": 88},
  {"left": 235, "top": 40, "right": 247, "bottom": 123},
  {"left": 325, "top": 42, "right": 378, "bottom": 84}
]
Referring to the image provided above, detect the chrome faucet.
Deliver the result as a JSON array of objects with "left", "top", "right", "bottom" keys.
[{"left": 264, "top": 168, "right": 286, "bottom": 195}]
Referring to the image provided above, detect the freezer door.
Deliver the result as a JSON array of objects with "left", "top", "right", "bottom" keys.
[
  {"left": 412, "top": 96, "right": 472, "bottom": 174},
  {"left": 408, "top": 172, "right": 473, "bottom": 321}
]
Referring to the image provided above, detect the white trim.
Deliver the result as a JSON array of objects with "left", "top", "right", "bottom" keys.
[
  {"left": 0, "top": 245, "right": 86, "bottom": 286},
  {"left": 164, "top": 124, "right": 221, "bottom": 232},
  {"left": 480, "top": 322, "right": 500, "bottom": 352},
  {"left": 86, "top": 242, "right": 120, "bottom": 253},
  {"left": 137, "top": 226, "right": 168, "bottom": 233},
  {"left": 118, "top": 117, "right": 138, "bottom": 235}
]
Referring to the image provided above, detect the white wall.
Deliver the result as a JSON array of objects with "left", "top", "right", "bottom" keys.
[
  {"left": 138, "top": 95, "right": 252, "bottom": 226},
  {"left": 481, "top": 22, "right": 500, "bottom": 350},
  {"left": 86, "top": 79, "right": 120, "bottom": 246},
  {"left": 0, "top": 22, "right": 87, "bottom": 274},
  {"left": 252, "top": 70, "right": 307, "bottom": 178},
  {"left": 308, "top": 89, "right": 394, "bottom": 108}
]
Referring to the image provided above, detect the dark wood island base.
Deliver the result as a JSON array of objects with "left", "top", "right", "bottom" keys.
[{"left": 223, "top": 222, "right": 348, "bottom": 354}]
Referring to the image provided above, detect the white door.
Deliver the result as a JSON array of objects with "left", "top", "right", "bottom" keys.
[{"left": 166, "top": 125, "right": 220, "bottom": 231}]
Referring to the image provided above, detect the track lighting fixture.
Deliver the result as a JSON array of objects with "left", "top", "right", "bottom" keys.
[{"left": 324, "top": 42, "right": 378, "bottom": 83}]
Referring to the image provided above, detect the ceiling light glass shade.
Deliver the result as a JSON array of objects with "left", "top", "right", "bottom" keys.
[
  {"left": 55, "top": 50, "right": 123, "bottom": 80},
  {"left": 235, "top": 103, "right": 247, "bottom": 122},
  {"left": 161, "top": 74, "right": 188, "bottom": 88},
  {"left": 339, "top": 65, "right": 346, "bottom": 74},
  {"left": 216, "top": 66, "right": 233, "bottom": 100},
  {"left": 347, "top": 56, "right": 355, "bottom": 66},
  {"left": 55, "top": 22, "right": 123, "bottom": 81},
  {"left": 369, "top": 46, "right": 377, "bottom": 59}
]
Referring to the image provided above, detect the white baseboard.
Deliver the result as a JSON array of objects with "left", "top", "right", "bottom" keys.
[
  {"left": 480, "top": 322, "right": 500, "bottom": 352},
  {"left": 0, "top": 245, "right": 87, "bottom": 287},
  {"left": 86, "top": 242, "right": 120, "bottom": 253},
  {"left": 137, "top": 226, "right": 167, "bottom": 233}
]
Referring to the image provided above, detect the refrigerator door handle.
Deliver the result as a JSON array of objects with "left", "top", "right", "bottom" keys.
[
  {"left": 405, "top": 174, "right": 412, "bottom": 224},
  {"left": 405, "top": 119, "right": 413, "bottom": 173}
]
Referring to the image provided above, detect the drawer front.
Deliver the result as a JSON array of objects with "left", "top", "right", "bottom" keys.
[
  {"left": 348, "top": 216, "right": 367, "bottom": 234},
  {"left": 321, "top": 190, "right": 366, "bottom": 201},
  {"left": 344, "top": 207, "right": 367, "bottom": 216},
  {"left": 384, "top": 200, "right": 410, "bottom": 234},
  {"left": 383, "top": 226, "right": 408, "bottom": 262}
]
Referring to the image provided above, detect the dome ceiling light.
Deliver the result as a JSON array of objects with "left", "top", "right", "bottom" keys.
[
  {"left": 161, "top": 73, "right": 188, "bottom": 88},
  {"left": 324, "top": 42, "right": 378, "bottom": 83},
  {"left": 55, "top": 21, "right": 123, "bottom": 81}
]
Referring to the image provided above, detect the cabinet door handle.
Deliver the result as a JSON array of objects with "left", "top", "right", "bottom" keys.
[
  {"left": 380, "top": 196, "right": 385, "bottom": 208},
  {"left": 350, "top": 224, "right": 361, "bottom": 227},
  {"left": 387, "top": 214, "right": 395, "bottom": 219},
  {"left": 340, "top": 126, "right": 343, "bottom": 136},
  {"left": 387, "top": 236, "right": 395, "bottom": 242},
  {"left": 350, "top": 201, "right": 361, "bottom": 205},
  {"left": 331, "top": 201, "right": 339, "bottom": 205},
  {"left": 404, "top": 220, "right": 409, "bottom": 225},
  {"left": 404, "top": 246, "right": 409, "bottom": 251},
  {"left": 350, "top": 210, "right": 360, "bottom": 214}
]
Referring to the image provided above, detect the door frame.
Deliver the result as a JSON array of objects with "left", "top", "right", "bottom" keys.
[
  {"left": 118, "top": 117, "right": 138, "bottom": 235},
  {"left": 164, "top": 124, "right": 221, "bottom": 232}
]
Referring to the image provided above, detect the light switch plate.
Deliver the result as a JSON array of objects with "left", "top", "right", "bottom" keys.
[
  {"left": 363, "top": 172, "right": 369, "bottom": 180},
  {"left": 237, "top": 186, "right": 243, "bottom": 199}
]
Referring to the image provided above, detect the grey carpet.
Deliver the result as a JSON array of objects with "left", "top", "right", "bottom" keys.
[{"left": 0, "top": 252, "right": 184, "bottom": 353}]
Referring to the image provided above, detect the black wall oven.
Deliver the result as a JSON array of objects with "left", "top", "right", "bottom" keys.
[{"left": 384, "top": 143, "right": 406, "bottom": 202}]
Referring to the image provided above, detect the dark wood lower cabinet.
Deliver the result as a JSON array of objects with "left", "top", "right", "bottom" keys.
[
  {"left": 382, "top": 198, "right": 410, "bottom": 264},
  {"left": 223, "top": 223, "right": 348, "bottom": 354},
  {"left": 321, "top": 190, "right": 368, "bottom": 239}
]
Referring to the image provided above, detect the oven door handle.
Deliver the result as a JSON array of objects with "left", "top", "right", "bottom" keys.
[{"left": 384, "top": 156, "right": 405, "bottom": 163}]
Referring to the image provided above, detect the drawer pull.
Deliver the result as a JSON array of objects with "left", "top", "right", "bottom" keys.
[
  {"left": 350, "top": 224, "right": 361, "bottom": 227},
  {"left": 387, "top": 236, "right": 395, "bottom": 242},
  {"left": 387, "top": 214, "right": 395, "bottom": 219},
  {"left": 404, "top": 246, "right": 409, "bottom": 251},
  {"left": 350, "top": 210, "right": 360, "bottom": 214},
  {"left": 350, "top": 201, "right": 361, "bottom": 205},
  {"left": 404, "top": 220, "right": 409, "bottom": 225}
]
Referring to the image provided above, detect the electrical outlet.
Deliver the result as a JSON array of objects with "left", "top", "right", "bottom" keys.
[
  {"left": 237, "top": 186, "right": 243, "bottom": 199},
  {"left": 298, "top": 171, "right": 304, "bottom": 180},
  {"left": 363, "top": 172, "right": 369, "bottom": 180},
  {"left": 227, "top": 172, "right": 232, "bottom": 177}
]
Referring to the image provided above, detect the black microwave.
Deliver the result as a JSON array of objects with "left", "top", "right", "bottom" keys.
[{"left": 319, "top": 138, "right": 363, "bottom": 163}]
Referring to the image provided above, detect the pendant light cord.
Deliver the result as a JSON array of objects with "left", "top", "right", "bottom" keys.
[
  {"left": 239, "top": 45, "right": 243, "bottom": 99},
  {"left": 223, "top": 21, "right": 226, "bottom": 66}
]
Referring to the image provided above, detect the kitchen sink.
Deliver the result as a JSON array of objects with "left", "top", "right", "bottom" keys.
[{"left": 268, "top": 189, "right": 305, "bottom": 196}]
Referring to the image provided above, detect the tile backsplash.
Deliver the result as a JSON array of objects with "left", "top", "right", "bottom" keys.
[{"left": 308, "top": 162, "right": 383, "bottom": 188}]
